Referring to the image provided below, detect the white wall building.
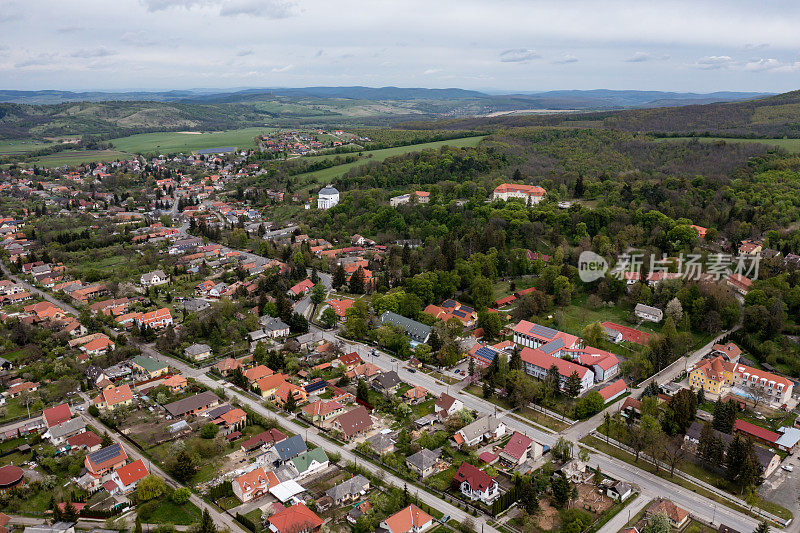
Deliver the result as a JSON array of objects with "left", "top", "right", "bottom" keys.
[{"left": 317, "top": 186, "right": 340, "bottom": 209}]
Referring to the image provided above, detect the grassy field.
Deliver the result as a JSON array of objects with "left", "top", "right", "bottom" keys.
[
  {"left": 110, "top": 127, "right": 275, "bottom": 154},
  {"left": 655, "top": 136, "right": 800, "bottom": 153},
  {"left": 33, "top": 149, "right": 132, "bottom": 167},
  {"left": 0, "top": 140, "right": 58, "bottom": 155},
  {"left": 294, "top": 135, "right": 486, "bottom": 191},
  {"left": 146, "top": 500, "right": 203, "bottom": 525}
]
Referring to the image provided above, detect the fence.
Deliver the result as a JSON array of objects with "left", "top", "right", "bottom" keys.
[{"left": 587, "top": 431, "right": 788, "bottom": 526}]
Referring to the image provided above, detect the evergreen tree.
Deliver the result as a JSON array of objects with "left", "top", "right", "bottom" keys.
[
  {"left": 333, "top": 264, "right": 347, "bottom": 290},
  {"left": 198, "top": 509, "right": 217, "bottom": 533},
  {"left": 482, "top": 380, "right": 493, "bottom": 399},
  {"left": 509, "top": 346, "right": 522, "bottom": 372},
  {"left": 284, "top": 392, "right": 297, "bottom": 413},
  {"left": 135, "top": 516, "right": 143, "bottom": 533},
  {"left": 565, "top": 371, "right": 581, "bottom": 398},
  {"left": 63, "top": 501, "right": 78, "bottom": 522},
  {"left": 753, "top": 521, "right": 770, "bottom": 533},
  {"left": 356, "top": 379, "right": 369, "bottom": 403},
  {"left": 349, "top": 267, "right": 366, "bottom": 294}
]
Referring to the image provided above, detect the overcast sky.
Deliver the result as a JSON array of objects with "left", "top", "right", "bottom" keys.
[{"left": 2, "top": 0, "right": 800, "bottom": 93}]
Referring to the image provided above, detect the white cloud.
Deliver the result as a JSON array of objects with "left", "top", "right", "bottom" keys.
[
  {"left": 694, "top": 55, "right": 736, "bottom": 70},
  {"left": 271, "top": 64, "right": 293, "bottom": 72},
  {"left": 499, "top": 48, "right": 540, "bottom": 63},
  {"left": 236, "top": 49, "right": 254, "bottom": 56},
  {"left": 422, "top": 68, "right": 441, "bottom": 75},
  {"left": 743, "top": 58, "right": 800, "bottom": 72},
  {"left": 220, "top": 0, "right": 296, "bottom": 18},
  {"left": 625, "top": 51, "right": 669, "bottom": 63},
  {"left": 552, "top": 54, "right": 578, "bottom": 64},
  {"left": 70, "top": 47, "right": 117, "bottom": 58},
  {"left": 141, "top": 0, "right": 296, "bottom": 18}
]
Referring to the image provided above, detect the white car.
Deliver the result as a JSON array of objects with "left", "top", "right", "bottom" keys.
[{"left": 782, "top": 464, "right": 794, "bottom": 472}]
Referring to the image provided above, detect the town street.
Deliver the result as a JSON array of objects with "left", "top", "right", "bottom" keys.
[
  {"left": 0, "top": 260, "right": 81, "bottom": 316},
  {"left": 75, "top": 397, "right": 249, "bottom": 533}
]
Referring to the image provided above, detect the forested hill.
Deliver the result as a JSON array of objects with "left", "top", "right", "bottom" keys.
[{"left": 401, "top": 90, "right": 800, "bottom": 138}]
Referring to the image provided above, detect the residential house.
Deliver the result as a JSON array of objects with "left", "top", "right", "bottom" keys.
[
  {"left": 130, "top": 355, "right": 169, "bottom": 378},
  {"left": 288, "top": 279, "right": 315, "bottom": 297},
  {"left": 499, "top": 431, "right": 543, "bottom": 466},
  {"left": 331, "top": 406, "right": 373, "bottom": 441},
  {"left": 454, "top": 416, "right": 506, "bottom": 447},
  {"left": 434, "top": 393, "right": 463, "bottom": 421},
  {"left": 162, "top": 374, "right": 188, "bottom": 393},
  {"left": 184, "top": 343, "right": 212, "bottom": 361},
  {"left": 233, "top": 467, "right": 280, "bottom": 503},
  {"left": 270, "top": 435, "right": 308, "bottom": 465},
  {"left": 301, "top": 400, "right": 345, "bottom": 427},
  {"left": 406, "top": 448, "right": 442, "bottom": 478},
  {"left": 710, "top": 342, "right": 742, "bottom": 363},
  {"left": 140, "top": 270, "right": 169, "bottom": 287},
  {"left": 325, "top": 474, "right": 370, "bottom": 506},
  {"left": 290, "top": 447, "right": 329, "bottom": 479},
  {"left": 164, "top": 391, "right": 220, "bottom": 418},
  {"left": 135, "top": 308, "right": 173, "bottom": 329},
  {"left": 646, "top": 498, "right": 689, "bottom": 529},
  {"left": 403, "top": 386, "right": 428, "bottom": 404},
  {"left": 261, "top": 317, "right": 290, "bottom": 338},
  {"left": 381, "top": 505, "right": 435, "bottom": 533},
  {"left": 267, "top": 502, "right": 323, "bottom": 533},
  {"left": 634, "top": 304, "right": 663, "bottom": 323},
  {"left": 372, "top": 370, "right": 402, "bottom": 392},
  {"left": 111, "top": 459, "right": 149, "bottom": 493},
  {"left": 83, "top": 443, "right": 127, "bottom": 489},
  {"left": 240, "top": 429, "right": 287, "bottom": 452},
  {"left": 453, "top": 462, "right": 500, "bottom": 504},
  {"left": 93, "top": 384, "right": 133, "bottom": 411},
  {"left": 44, "top": 418, "right": 86, "bottom": 446},
  {"left": 43, "top": 403, "right": 72, "bottom": 428}
]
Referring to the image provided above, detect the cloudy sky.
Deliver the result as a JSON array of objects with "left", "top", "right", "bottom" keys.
[{"left": 2, "top": 0, "right": 800, "bottom": 93}]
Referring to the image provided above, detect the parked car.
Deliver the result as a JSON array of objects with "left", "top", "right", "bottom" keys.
[
  {"left": 408, "top": 368, "right": 417, "bottom": 373},
  {"left": 782, "top": 464, "right": 794, "bottom": 472}
]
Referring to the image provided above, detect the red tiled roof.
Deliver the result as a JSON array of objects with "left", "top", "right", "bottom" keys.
[
  {"left": 43, "top": 403, "right": 72, "bottom": 428},
  {"left": 598, "top": 379, "right": 627, "bottom": 401},
  {"left": 115, "top": 459, "right": 149, "bottom": 487},
  {"left": 734, "top": 419, "right": 780, "bottom": 443},
  {"left": 454, "top": 462, "right": 495, "bottom": 492}
]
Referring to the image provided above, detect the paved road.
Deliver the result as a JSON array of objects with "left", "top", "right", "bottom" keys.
[
  {"left": 75, "top": 395, "right": 248, "bottom": 533},
  {"left": 322, "top": 330, "right": 762, "bottom": 533},
  {"left": 563, "top": 325, "right": 741, "bottom": 442},
  {"left": 0, "top": 260, "right": 81, "bottom": 316},
  {"left": 596, "top": 492, "right": 651, "bottom": 533},
  {"left": 154, "top": 353, "right": 501, "bottom": 533}
]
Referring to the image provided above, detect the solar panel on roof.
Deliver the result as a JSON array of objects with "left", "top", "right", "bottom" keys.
[
  {"left": 460, "top": 306, "right": 474, "bottom": 314},
  {"left": 529, "top": 323, "right": 558, "bottom": 339},
  {"left": 475, "top": 347, "right": 496, "bottom": 362},
  {"left": 540, "top": 338, "right": 565, "bottom": 355},
  {"left": 442, "top": 299, "right": 457, "bottom": 308},
  {"left": 89, "top": 443, "right": 122, "bottom": 464},
  {"left": 452, "top": 310, "right": 467, "bottom": 318}
]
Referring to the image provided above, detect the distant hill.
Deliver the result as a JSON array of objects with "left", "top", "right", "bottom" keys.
[
  {"left": 0, "top": 87, "right": 767, "bottom": 107},
  {"left": 401, "top": 89, "right": 800, "bottom": 138}
]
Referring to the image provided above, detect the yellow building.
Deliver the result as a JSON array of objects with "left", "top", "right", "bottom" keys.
[{"left": 689, "top": 356, "right": 734, "bottom": 395}]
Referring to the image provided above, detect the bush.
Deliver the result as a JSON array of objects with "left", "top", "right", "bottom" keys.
[
  {"left": 171, "top": 487, "right": 191, "bottom": 504},
  {"left": 137, "top": 501, "right": 158, "bottom": 521},
  {"left": 88, "top": 405, "right": 100, "bottom": 417},
  {"left": 200, "top": 423, "right": 219, "bottom": 439}
]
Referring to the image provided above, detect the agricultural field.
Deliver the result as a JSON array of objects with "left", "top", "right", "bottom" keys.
[
  {"left": 0, "top": 139, "right": 58, "bottom": 155},
  {"left": 294, "top": 135, "right": 486, "bottom": 191},
  {"left": 655, "top": 136, "right": 800, "bottom": 153},
  {"left": 110, "top": 127, "right": 275, "bottom": 154},
  {"left": 32, "top": 149, "right": 132, "bottom": 167}
]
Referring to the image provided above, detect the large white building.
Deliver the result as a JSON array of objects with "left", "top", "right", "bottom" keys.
[
  {"left": 317, "top": 186, "right": 340, "bottom": 209},
  {"left": 493, "top": 183, "right": 546, "bottom": 203}
]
